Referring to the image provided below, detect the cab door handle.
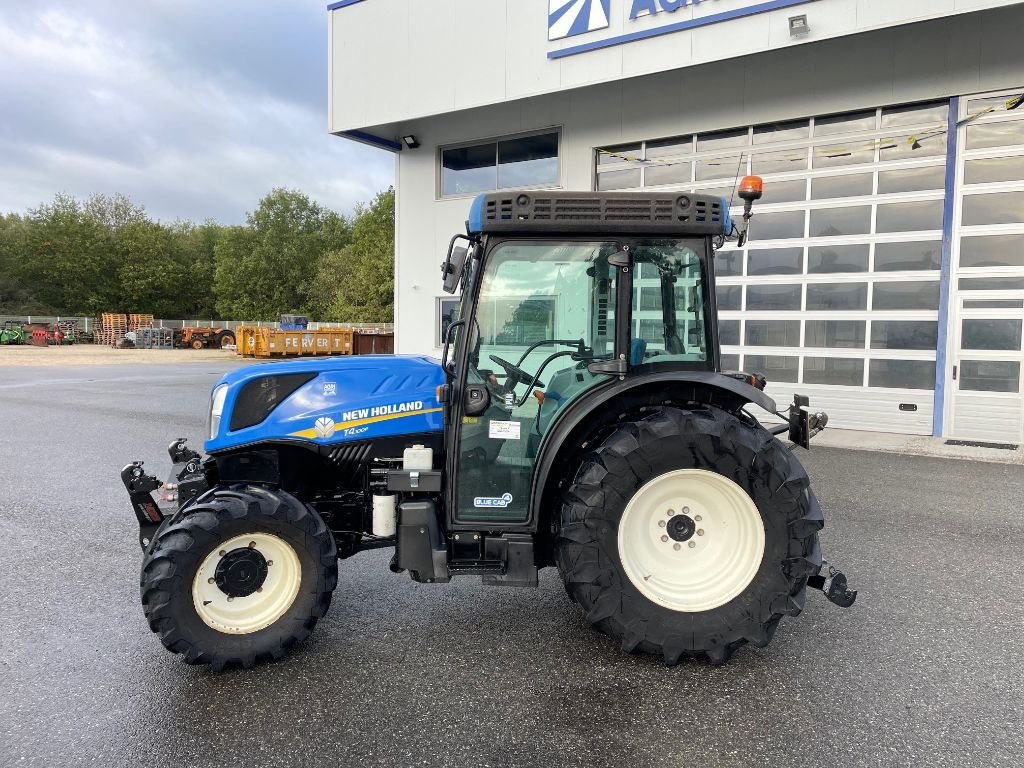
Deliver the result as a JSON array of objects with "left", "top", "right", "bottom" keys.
[{"left": 952, "top": 365, "right": 958, "bottom": 381}]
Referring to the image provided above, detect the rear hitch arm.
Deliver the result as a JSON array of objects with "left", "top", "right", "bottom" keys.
[
  {"left": 809, "top": 562, "right": 858, "bottom": 608},
  {"left": 769, "top": 394, "right": 829, "bottom": 449}
]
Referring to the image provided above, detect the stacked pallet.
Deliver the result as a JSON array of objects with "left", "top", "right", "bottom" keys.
[
  {"left": 128, "top": 314, "right": 154, "bottom": 332},
  {"left": 94, "top": 313, "right": 128, "bottom": 346}
]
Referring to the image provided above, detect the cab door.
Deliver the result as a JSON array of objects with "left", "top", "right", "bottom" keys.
[{"left": 450, "top": 239, "right": 621, "bottom": 526}]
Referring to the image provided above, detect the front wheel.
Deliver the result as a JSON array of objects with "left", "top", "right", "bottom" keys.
[
  {"left": 140, "top": 485, "right": 337, "bottom": 670},
  {"left": 555, "top": 405, "right": 823, "bottom": 665}
]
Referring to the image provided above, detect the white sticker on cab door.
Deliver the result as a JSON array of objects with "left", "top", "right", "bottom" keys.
[{"left": 488, "top": 420, "right": 521, "bottom": 440}]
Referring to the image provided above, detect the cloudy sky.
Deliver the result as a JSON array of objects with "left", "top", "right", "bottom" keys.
[{"left": 0, "top": 1, "right": 395, "bottom": 224}]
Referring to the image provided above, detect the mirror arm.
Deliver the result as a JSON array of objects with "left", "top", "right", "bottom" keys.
[{"left": 440, "top": 319, "right": 465, "bottom": 379}]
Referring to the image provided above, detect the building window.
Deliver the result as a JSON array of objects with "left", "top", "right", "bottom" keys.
[
  {"left": 441, "top": 131, "right": 559, "bottom": 197},
  {"left": 437, "top": 297, "right": 460, "bottom": 347}
]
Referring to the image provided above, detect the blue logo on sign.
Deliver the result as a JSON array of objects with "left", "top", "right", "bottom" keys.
[
  {"left": 548, "top": 0, "right": 611, "bottom": 41},
  {"left": 473, "top": 492, "right": 514, "bottom": 508}
]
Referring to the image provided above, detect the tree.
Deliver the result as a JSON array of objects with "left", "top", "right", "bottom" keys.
[
  {"left": 171, "top": 220, "right": 220, "bottom": 318},
  {"left": 313, "top": 188, "right": 394, "bottom": 323},
  {"left": 213, "top": 224, "right": 260, "bottom": 318},
  {"left": 114, "top": 220, "right": 194, "bottom": 318},
  {"left": 213, "top": 188, "right": 350, "bottom": 319},
  {"left": 17, "top": 193, "right": 119, "bottom": 314},
  {"left": 82, "top": 193, "right": 147, "bottom": 231},
  {"left": 0, "top": 213, "right": 37, "bottom": 313}
]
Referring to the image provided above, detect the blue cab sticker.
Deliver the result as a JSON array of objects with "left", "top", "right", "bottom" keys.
[{"left": 473, "top": 493, "right": 513, "bottom": 508}]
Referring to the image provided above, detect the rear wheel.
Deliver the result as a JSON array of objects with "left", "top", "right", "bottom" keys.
[
  {"left": 555, "top": 405, "right": 822, "bottom": 665},
  {"left": 140, "top": 485, "right": 337, "bottom": 670}
]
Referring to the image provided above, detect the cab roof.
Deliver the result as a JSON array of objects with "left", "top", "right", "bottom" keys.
[{"left": 467, "top": 191, "right": 731, "bottom": 238}]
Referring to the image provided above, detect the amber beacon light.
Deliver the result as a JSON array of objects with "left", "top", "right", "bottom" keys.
[
  {"left": 738, "top": 175, "right": 764, "bottom": 202},
  {"left": 736, "top": 175, "right": 763, "bottom": 246}
]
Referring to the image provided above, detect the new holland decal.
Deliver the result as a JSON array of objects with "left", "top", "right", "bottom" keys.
[{"left": 290, "top": 400, "right": 442, "bottom": 440}]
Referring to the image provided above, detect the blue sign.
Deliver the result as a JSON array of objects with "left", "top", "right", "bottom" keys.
[
  {"left": 548, "top": 0, "right": 818, "bottom": 58},
  {"left": 549, "top": 0, "right": 612, "bottom": 41}
]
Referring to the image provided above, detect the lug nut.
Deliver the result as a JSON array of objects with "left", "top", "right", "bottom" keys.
[
  {"left": 682, "top": 507, "right": 690, "bottom": 514},
  {"left": 688, "top": 542, "right": 696, "bottom": 549},
  {"left": 660, "top": 535, "right": 669, "bottom": 543},
  {"left": 694, "top": 515, "right": 702, "bottom": 522},
  {"left": 697, "top": 529, "right": 705, "bottom": 536},
  {"left": 256, "top": 587, "right": 263, "bottom": 593},
  {"left": 218, "top": 550, "right": 226, "bottom": 556},
  {"left": 658, "top": 520, "right": 666, "bottom": 528},
  {"left": 207, "top": 577, "right": 215, "bottom": 584},
  {"left": 667, "top": 509, "right": 674, "bottom": 517},
  {"left": 248, "top": 541, "right": 256, "bottom": 549},
  {"left": 267, "top": 560, "right": 274, "bottom": 567},
  {"left": 227, "top": 596, "right": 234, "bottom": 602},
  {"left": 673, "top": 543, "right": 681, "bottom": 551}
]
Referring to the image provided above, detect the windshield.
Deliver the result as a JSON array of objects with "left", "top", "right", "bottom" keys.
[{"left": 466, "top": 240, "right": 619, "bottom": 386}]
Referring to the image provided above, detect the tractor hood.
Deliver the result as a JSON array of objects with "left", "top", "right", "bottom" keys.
[{"left": 205, "top": 355, "right": 445, "bottom": 454}]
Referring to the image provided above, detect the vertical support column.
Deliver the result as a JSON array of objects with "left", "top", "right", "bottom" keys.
[{"left": 932, "top": 96, "right": 960, "bottom": 437}]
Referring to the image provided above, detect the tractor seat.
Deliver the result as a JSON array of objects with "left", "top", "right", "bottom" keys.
[{"left": 630, "top": 338, "right": 647, "bottom": 366}]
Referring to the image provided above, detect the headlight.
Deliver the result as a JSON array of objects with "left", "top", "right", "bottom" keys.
[{"left": 209, "top": 384, "right": 228, "bottom": 439}]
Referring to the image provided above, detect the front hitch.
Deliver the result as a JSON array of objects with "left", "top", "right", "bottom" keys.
[
  {"left": 121, "top": 438, "right": 211, "bottom": 550},
  {"left": 120, "top": 462, "right": 164, "bottom": 549}
]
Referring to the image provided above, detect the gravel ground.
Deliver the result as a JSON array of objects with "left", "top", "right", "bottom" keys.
[
  {"left": 0, "top": 345, "right": 237, "bottom": 366},
  {"left": 0, "top": 361, "right": 1022, "bottom": 768}
]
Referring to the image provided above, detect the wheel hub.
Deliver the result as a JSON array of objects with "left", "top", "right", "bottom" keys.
[
  {"left": 192, "top": 533, "right": 303, "bottom": 635},
  {"left": 617, "top": 469, "right": 766, "bottom": 613},
  {"left": 666, "top": 514, "right": 696, "bottom": 542},
  {"left": 214, "top": 547, "right": 268, "bottom": 598}
]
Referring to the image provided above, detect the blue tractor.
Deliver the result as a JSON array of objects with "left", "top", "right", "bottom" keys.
[{"left": 122, "top": 182, "right": 855, "bottom": 671}]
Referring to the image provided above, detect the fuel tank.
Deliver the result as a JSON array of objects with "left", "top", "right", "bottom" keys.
[{"left": 205, "top": 355, "right": 445, "bottom": 453}]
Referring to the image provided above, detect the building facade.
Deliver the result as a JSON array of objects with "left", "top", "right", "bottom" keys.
[{"left": 328, "top": 0, "right": 1024, "bottom": 443}]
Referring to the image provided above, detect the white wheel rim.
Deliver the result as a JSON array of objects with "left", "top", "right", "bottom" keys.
[
  {"left": 192, "top": 533, "right": 302, "bottom": 635},
  {"left": 617, "top": 469, "right": 765, "bottom": 613}
]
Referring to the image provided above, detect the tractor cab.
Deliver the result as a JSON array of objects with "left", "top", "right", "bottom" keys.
[{"left": 441, "top": 195, "right": 725, "bottom": 527}]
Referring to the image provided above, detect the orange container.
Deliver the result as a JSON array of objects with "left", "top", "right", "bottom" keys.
[{"left": 236, "top": 327, "right": 353, "bottom": 358}]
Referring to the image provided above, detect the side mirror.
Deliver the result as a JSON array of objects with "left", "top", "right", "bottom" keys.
[{"left": 441, "top": 244, "right": 469, "bottom": 294}]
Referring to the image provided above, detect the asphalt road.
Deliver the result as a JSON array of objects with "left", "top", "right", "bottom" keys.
[{"left": 1, "top": 360, "right": 1022, "bottom": 768}]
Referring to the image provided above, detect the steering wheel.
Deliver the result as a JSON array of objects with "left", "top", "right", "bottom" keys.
[{"left": 488, "top": 355, "right": 545, "bottom": 390}]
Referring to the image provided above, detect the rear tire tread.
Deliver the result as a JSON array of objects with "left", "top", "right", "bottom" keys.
[{"left": 555, "top": 405, "right": 821, "bottom": 666}]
